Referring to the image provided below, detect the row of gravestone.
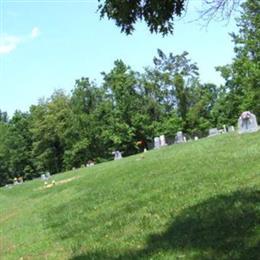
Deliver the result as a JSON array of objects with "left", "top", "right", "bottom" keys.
[
  {"left": 113, "top": 111, "right": 259, "bottom": 158},
  {"left": 153, "top": 132, "right": 188, "bottom": 149},
  {"left": 209, "top": 111, "right": 259, "bottom": 136},
  {"left": 208, "top": 125, "right": 234, "bottom": 137},
  {"left": 155, "top": 111, "right": 259, "bottom": 148}
]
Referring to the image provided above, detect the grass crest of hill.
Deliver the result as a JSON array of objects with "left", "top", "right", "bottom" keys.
[{"left": 0, "top": 132, "right": 260, "bottom": 260}]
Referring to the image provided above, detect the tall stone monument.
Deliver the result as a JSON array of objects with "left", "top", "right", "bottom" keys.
[{"left": 238, "top": 111, "right": 258, "bottom": 134}]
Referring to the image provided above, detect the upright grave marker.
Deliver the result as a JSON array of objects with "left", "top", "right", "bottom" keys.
[
  {"left": 238, "top": 111, "right": 258, "bottom": 134},
  {"left": 154, "top": 137, "right": 161, "bottom": 149},
  {"left": 175, "top": 131, "right": 186, "bottom": 144},
  {"left": 208, "top": 128, "right": 219, "bottom": 137}
]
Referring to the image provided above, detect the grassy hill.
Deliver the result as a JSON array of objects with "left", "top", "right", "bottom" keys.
[{"left": 0, "top": 132, "right": 259, "bottom": 260}]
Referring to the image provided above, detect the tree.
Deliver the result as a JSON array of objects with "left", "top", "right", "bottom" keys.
[
  {"left": 151, "top": 49, "right": 199, "bottom": 128},
  {"left": 30, "top": 90, "right": 72, "bottom": 174},
  {"left": 4, "top": 111, "right": 35, "bottom": 180},
  {"left": 66, "top": 78, "right": 106, "bottom": 168},
  {"left": 102, "top": 60, "right": 143, "bottom": 154},
  {"left": 199, "top": 0, "right": 242, "bottom": 23},
  {"left": 98, "top": 0, "right": 241, "bottom": 35},
  {"left": 0, "top": 122, "right": 10, "bottom": 185},
  {"left": 0, "top": 110, "right": 8, "bottom": 123},
  {"left": 187, "top": 83, "right": 219, "bottom": 136},
  {"left": 216, "top": 0, "right": 260, "bottom": 120}
]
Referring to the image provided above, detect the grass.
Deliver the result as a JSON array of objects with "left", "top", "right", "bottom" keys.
[{"left": 0, "top": 132, "right": 260, "bottom": 260}]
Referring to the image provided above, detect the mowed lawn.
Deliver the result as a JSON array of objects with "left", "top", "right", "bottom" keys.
[{"left": 0, "top": 132, "right": 259, "bottom": 260}]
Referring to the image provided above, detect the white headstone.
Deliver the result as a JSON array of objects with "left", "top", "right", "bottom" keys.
[
  {"left": 13, "top": 178, "right": 18, "bottom": 185},
  {"left": 238, "top": 111, "right": 258, "bottom": 134},
  {"left": 113, "top": 151, "right": 122, "bottom": 160},
  {"left": 41, "top": 174, "right": 47, "bottom": 180},
  {"left": 194, "top": 136, "right": 199, "bottom": 141},
  {"left": 175, "top": 131, "right": 185, "bottom": 144},
  {"left": 154, "top": 137, "right": 160, "bottom": 149},
  {"left": 228, "top": 126, "right": 235, "bottom": 132},
  {"left": 208, "top": 128, "right": 219, "bottom": 137},
  {"left": 86, "top": 160, "right": 95, "bottom": 167},
  {"left": 159, "top": 135, "right": 167, "bottom": 146}
]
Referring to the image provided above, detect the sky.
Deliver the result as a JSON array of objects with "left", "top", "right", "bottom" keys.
[{"left": 0, "top": 0, "right": 240, "bottom": 116}]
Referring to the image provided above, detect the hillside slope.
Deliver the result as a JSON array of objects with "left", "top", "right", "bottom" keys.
[{"left": 0, "top": 132, "right": 260, "bottom": 260}]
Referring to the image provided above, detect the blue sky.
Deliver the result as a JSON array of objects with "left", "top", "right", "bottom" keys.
[{"left": 0, "top": 0, "right": 239, "bottom": 116}]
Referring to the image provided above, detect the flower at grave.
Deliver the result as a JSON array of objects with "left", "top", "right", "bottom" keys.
[{"left": 136, "top": 140, "right": 144, "bottom": 146}]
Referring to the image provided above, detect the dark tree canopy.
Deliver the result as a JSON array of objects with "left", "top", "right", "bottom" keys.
[
  {"left": 98, "top": 0, "right": 242, "bottom": 35},
  {"left": 99, "top": 0, "right": 185, "bottom": 35}
]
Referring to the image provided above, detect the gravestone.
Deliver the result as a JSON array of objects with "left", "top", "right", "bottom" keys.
[
  {"left": 13, "top": 178, "right": 18, "bottom": 185},
  {"left": 86, "top": 160, "right": 95, "bottom": 167},
  {"left": 113, "top": 151, "right": 122, "bottom": 160},
  {"left": 159, "top": 135, "right": 167, "bottom": 146},
  {"left": 175, "top": 131, "right": 185, "bottom": 144},
  {"left": 194, "top": 136, "right": 199, "bottom": 141},
  {"left": 228, "top": 126, "right": 235, "bottom": 132},
  {"left": 154, "top": 137, "right": 161, "bottom": 149},
  {"left": 45, "top": 172, "right": 51, "bottom": 179},
  {"left": 238, "top": 111, "right": 258, "bottom": 134},
  {"left": 208, "top": 128, "right": 219, "bottom": 137},
  {"left": 41, "top": 172, "right": 50, "bottom": 180}
]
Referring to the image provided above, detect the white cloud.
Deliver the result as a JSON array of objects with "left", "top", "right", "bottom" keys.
[
  {"left": 0, "top": 27, "right": 40, "bottom": 55},
  {"left": 31, "top": 27, "right": 40, "bottom": 38},
  {"left": 0, "top": 35, "right": 21, "bottom": 54}
]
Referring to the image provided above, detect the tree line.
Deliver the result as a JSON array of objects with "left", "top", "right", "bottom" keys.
[{"left": 0, "top": 0, "right": 259, "bottom": 186}]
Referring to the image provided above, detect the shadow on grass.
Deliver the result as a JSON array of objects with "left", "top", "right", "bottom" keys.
[{"left": 69, "top": 189, "right": 260, "bottom": 260}]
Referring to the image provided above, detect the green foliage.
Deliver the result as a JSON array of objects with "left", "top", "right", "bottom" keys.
[
  {"left": 216, "top": 0, "right": 260, "bottom": 120},
  {"left": 5, "top": 111, "right": 34, "bottom": 180},
  {"left": 98, "top": 0, "right": 185, "bottom": 35},
  {"left": 30, "top": 91, "right": 72, "bottom": 174},
  {"left": 0, "top": 109, "right": 8, "bottom": 123},
  {"left": 0, "top": 122, "right": 9, "bottom": 185}
]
